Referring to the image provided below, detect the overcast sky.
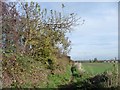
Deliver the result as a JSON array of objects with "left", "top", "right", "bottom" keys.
[{"left": 38, "top": 2, "right": 118, "bottom": 60}]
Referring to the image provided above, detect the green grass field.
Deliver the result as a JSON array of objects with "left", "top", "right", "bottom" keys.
[{"left": 82, "top": 62, "right": 117, "bottom": 76}]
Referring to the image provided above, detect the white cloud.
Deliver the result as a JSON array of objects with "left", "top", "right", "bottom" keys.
[{"left": 67, "top": 3, "right": 118, "bottom": 60}]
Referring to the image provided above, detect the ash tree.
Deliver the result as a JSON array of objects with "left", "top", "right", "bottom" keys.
[{"left": 2, "top": 1, "right": 84, "bottom": 66}]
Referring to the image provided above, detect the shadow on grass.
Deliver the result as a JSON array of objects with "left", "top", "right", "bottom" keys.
[{"left": 58, "top": 74, "right": 120, "bottom": 90}]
